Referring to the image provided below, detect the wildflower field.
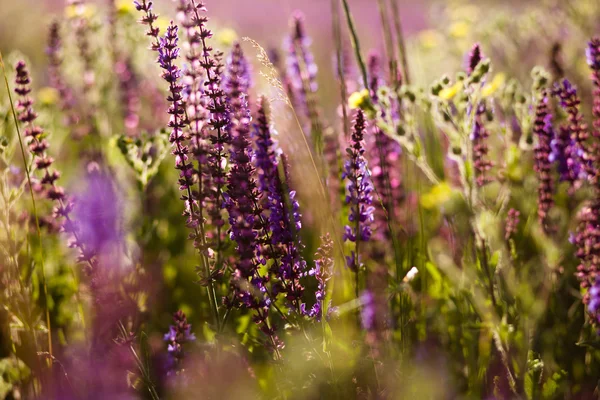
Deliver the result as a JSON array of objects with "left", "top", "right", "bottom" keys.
[{"left": 2, "top": 0, "right": 600, "bottom": 398}]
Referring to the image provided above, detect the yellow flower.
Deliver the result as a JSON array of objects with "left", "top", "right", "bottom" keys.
[
  {"left": 482, "top": 73, "right": 506, "bottom": 97},
  {"left": 155, "top": 16, "right": 171, "bottom": 34},
  {"left": 438, "top": 82, "right": 462, "bottom": 100},
  {"left": 65, "top": 3, "right": 97, "bottom": 19},
  {"left": 418, "top": 30, "right": 441, "bottom": 50},
  {"left": 37, "top": 87, "right": 59, "bottom": 106},
  {"left": 348, "top": 89, "right": 370, "bottom": 110},
  {"left": 449, "top": 21, "right": 469, "bottom": 39},
  {"left": 215, "top": 28, "right": 238, "bottom": 47},
  {"left": 116, "top": 0, "right": 135, "bottom": 15},
  {"left": 421, "top": 182, "right": 453, "bottom": 210}
]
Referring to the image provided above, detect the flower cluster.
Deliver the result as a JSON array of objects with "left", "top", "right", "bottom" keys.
[
  {"left": 533, "top": 94, "right": 554, "bottom": 231},
  {"left": 553, "top": 79, "right": 589, "bottom": 183},
  {"left": 14, "top": 60, "right": 96, "bottom": 269},
  {"left": 466, "top": 43, "right": 483, "bottom": 76},
  {"left": 366, "top": 52, "right": 403, "bottom": 249},
  {"left": 505, "top": 208, "right": 520, "bottom": 240},
  {"left": 306, "top": 234, "right": 334, "bottom": 320},
  {"left": 471, "top": 103, "right": 493, "bottom": 187},
  {"left": 343, "top": 110, "right": 375, "bottom": 272},
  {"left": 285, "top": 11, "right": 318, "bottom": 125},
  {"left": 164, "top": 310, "right": 196, "bottom": 375}
]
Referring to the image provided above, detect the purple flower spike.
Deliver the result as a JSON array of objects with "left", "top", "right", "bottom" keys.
[
  {"left": 466, "top": 43, "right": 484, "bottom": 76},
  {"left": 14, "top": 60, "right": 97, "bottom": 269},
  {"left": 307, "top": 234, "right": 334, "bottom": 320},
  {"left": 343, "top": 110, "right": 375, "bottom": 273},
  {"left": 471, "top": 104, "right": 493, "bottom": 187},
  {"left": 224, "top": 41, "right": 252, "bottom": 120},
  {"left": 164, "top": 310, "right": 196, "bottom": 375},
  {"left": 285, "top": 11, "right": 318, "bottom": 122},
  {"left": 553, "top": 79, "right": 590, "bottom": 184},
  {"left": 366, "top": 51, "right": 403, "bottom": 248},
  {"left": 533, "top": 94, "right": 554, "bottom": 231}
]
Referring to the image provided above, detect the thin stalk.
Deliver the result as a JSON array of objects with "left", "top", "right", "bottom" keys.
[
  {"left": 341, "top": 0, "right": 369, "bottom": 92},
  {"left": 0, "top": 51, "right": 53, "bottom": 361},
  {"left": 388, "top": 0, "right": 411, "bottom": 84},
  {"left": 376, "top": 0, "right": 399, "bottom": 85},
  {"left": 331, "top": 0, "right": 350, "bottom": 140}
]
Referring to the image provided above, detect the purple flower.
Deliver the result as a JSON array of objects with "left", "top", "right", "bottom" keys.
[
  {"left": 505, "top": 208, "right": 520, "bottom": 241},
  {"left": 13, "top": 60, "right": 96, "bottom": 268},
  {"left": 285, "top": 11, "right": 318, "bottom": 124},
  {"left": 466, "top": 43, "right": 483, "bottom": 76},
  {"left": 589, "top": 277, "right": 600, "bottom": 315},
  {"left": 366, "top": 51, "right": 403, "bottom": 248},
  {"left": 306, "top": 234, "right": 334, "bottom": 320},
  {"left": 470, "top": 103, "right": 493, "bottom": 187},
  {"left": 181, "top": 2, "right": 231, "bottom": 252},
  {"left": 553, "top": 79, "right": 590, "bottom": 182},
  {"left": 46, "top": 21, "right": 79, "bottom": 128},
  {"left": 164, "top": 310, "right": 196, "bottom": 375},
  {"left": 115, "top": 59, "right": 141, "bottom": 136},
  {"left": 533, "top": 95, "right": 554, "bottom": 231},
  {"left": 74, "top": 165, "right": 121, "bottom": 257},
  {"left": 343, "top": 110, "right": 375, "bottom": 272},
  {"left": 224, "top": 41, "right": 252, "bottom": 120},
  {"left": 134, "top": 0, "right": 160, "bottom": 50},
  {"left": 253, "top": 100, "right": 309, "bottom": 311}
]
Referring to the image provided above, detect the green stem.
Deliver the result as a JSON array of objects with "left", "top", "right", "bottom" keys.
[{"left": 341, "top": 0, "right": 370, "bottom": 93}]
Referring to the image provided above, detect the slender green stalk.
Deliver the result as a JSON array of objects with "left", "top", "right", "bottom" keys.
[
  {"left": 376, "top": 0, "right": 399, "bottom": 85},
  {"left": 331, "top": 0, "right": 350, "bottom": 140},
  {"left": 0, "top": 51, "right": 53, "bottom": 361},
  {"left": 388, "top": 0, "right": 411, "bottom": 84},
  {"left": 341, "top": 0, "right": 369, "bottom": 92}
]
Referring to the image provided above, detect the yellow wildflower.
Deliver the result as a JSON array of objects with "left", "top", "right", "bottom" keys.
[
  {"left": 482, "top": 73, "right": 506, "bottom": 97},
  {"left": 438, "top": 82, "right": 463, "bottom": 100},
  {"left": 37, "top": 87, "right": 59, "bottom": 106},
  {"left": 449, "top": 21, "right": 469, "bottom": 39},
  {"left": 215, "top": 28, "right": 238, "bottom": 47},
  {"left": 348, "top": 89, "right": 370, "bottom": 110},
  {"left": 116, "top": 0, "right": 135, "bottom": 15},
  {"left": 65, "top": 3, "right": 97, "bottom": 19},
  {"left": 421, "top": 182, "right": 453, "bottom": 210},
  {"left": 418, "top": 30, "right": 441, "bottom": 50}
]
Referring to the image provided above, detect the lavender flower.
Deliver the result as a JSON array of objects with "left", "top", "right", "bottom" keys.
[
  {"left": 134, "top": 0, "right": 161, "bottom": 50},
  {"left": 466, "top": 43, "right": 483, "bottom": 76},
  {"left": 553, "top": 79, "right": 590, "bottom": 181},
  {"left": 186, "top": 1, "right": 231, "bottom": 253},
  {"left": 156, "top": 22, "right": 200, "bottom": 231},
  {"left": 505, "top": 208, "right": 520, "bottom": 240},
  {"left": 307, "top": 233, "right": 334, "bottom": 320},
  {"left": 176, "top": 0, "right": 212, "bottom": 250},
  {"left": 284, "top": 10, "right": 323, "bottom": 145},
  {"left": 471, "top": 103, "right": 493, "bottom": 187},
  {"left": 285, "top": 11, "right": 318, "bottom": 118},
  {"left": 46, "top": 21, "right": 79, "bottom": 128},
  {"left": 366, "top": 52, "right": 403, "bottom": 249},
  {"left": 588, "top": 277, "right": 600, "bottom": 326},
  {"left": 343, "top": 110, "right": 375, "bottom": 273},
  {"left": 224, "top": 41, "right": 252, "bottom": 119},
  {"left": 164, "top": 310, "right": 196, "bottom": 375},
  {"left": 253, "top": 101, "right": 308, "bottom": 310},
  {"left": 587, "top": 38, "right": 600, "bottom": 184},
  {"left": 14, "top": 60, "right": 96, "bottom": 268},
  {"left": 226, "top": 80, "right": 282, "bottom": 354},
  {"left": 115, "top": 58, "right": 141, "bottom": 136},
  {"left": 588, "top": 38, "right": 600, "bottom": 129},
  {"left": 533, "top": 95, "right": 554, "bottom": 231}
]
